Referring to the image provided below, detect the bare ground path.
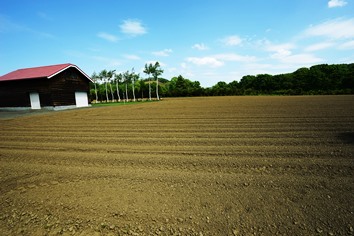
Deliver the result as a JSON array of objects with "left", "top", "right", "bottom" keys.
[{"left": 0, "top": 96, "right": 353, "bottom": 235}]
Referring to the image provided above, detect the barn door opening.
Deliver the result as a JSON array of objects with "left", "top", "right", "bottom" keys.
[
  {"left": 29, "top": 92, "right": 41, "bottom": 109},
  {"left": 75, "top": 92, "right": 88, "bottom": 107}
]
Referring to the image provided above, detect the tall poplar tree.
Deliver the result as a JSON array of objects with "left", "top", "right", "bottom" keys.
[
  {"left": 99, "top": 69, "right": 109, "bottom": 102},
  {"left": 151, "top": 62, "right": 164, "bottom": 100}
]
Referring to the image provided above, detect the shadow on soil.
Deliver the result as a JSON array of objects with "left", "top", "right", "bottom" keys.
[
  {"left": 0, "top": 110, "right": 52, "bottom": 120},
  {"left": 337, "top": 132, "right": 354, "bottom": 145}
]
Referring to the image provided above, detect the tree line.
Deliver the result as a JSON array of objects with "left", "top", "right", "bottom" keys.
[
  {"left": 90, "top": 62, "right": 164, "bottom": 102},
  {"left": 90, "top": 63, "right": 354, "bottom": 101}
]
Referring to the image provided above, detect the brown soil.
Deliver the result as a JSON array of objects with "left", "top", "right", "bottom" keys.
[{"left": 0, "top": 96, "right": 353, "bottom": 236}]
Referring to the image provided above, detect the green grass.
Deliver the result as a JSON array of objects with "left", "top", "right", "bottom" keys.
[{"left": 91, "top": 100, "right": 157, "bottom": 107}]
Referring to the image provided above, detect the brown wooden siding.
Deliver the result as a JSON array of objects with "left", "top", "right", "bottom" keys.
[{"left": 49, "top": 68, "right": 90, "bottom": 106}]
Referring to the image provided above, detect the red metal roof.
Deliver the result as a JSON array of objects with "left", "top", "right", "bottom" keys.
[{"left": 0, "top": 63, "right": 92, "bottom": 82}]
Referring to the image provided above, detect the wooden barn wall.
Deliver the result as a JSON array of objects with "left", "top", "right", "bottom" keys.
[
  {"left": 0, "top": 79, "right": 52, "bottom": 107},
  {"left": 0, "top": 68, "right": 90, "bottom": 107},
  {"left": 49, "top": 68, "right": 90, "bottom": 106}
]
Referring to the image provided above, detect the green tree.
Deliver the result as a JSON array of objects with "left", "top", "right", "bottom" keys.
[
  {"left": 99, "top": 69, "right": 110, "bottom": 102},
  {"left": 293, "top": 67, "right": 310, "bottom": 92},
  {"left": 152, "top": 62, "right": 164, "bottom": 100},
  {"left": 228, "top": 80, "right": 241, "bottom": 95},
  {"left": 137, "top": 79, "right": 146, "bottom": 99},
  {"left": 144, "top": 62, "right": 164, "bottom": 100},
  {"left": 107, "top": 70, "right": 115, "bottom": 101},
  {"left": 176, "top": 75, "right": 187, "bottom": 96}
]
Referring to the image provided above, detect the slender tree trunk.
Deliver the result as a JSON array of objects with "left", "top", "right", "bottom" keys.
[
  {"left": 125, "top": 83, "right": 129, "bottom": 102},
  {"left": 132, "top": 79, "right": 136, "bottom": 102},
  {"left": 105, "top": 79, "right": 109, "bottom": 102},
  {"left": 148, "top": 78, "right": 152, "bottom": 101},
  {"left": 116, "top": 80, "right": 121, "bottom": 102},
  {"left": 156, "top": 77, "right": 159, "bottom": 100},
  {"left": 109, "top": 83, "right": 115, "bottom": 102}
]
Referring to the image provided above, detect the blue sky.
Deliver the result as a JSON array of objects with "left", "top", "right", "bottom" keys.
[{"left": 1, "top": 0, "right": 354, "bottom": 87}]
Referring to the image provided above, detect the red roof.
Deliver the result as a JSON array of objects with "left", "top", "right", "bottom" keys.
[{"left": 0, "top": 63, "right": 92, "bottom": 82}]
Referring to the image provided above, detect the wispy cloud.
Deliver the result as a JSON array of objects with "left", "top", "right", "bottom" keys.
[
  {"left": 304, "top": 42, "right": 334, "bottom": 51},
  {"left": 192, "top": 43, "right": 209, "bottom": 51},
  {"left": 152, "top": 49, "right": 173, "bottom": 57},
  {"left": 124, "top": 54, "right": 141, "bottom": 60},
  {"left": 120, "top": 19, "right": 147, "bottom": 36},
  {"left": 97, "top": 32, "right": 118, "bottom": 42},
  {"left": 339, "top": 40, "right": 354, "bottom": 49},
  {"left": 328, "top": 0, "right": 347, "bottom": 8},
  {"left": 303, "top": 18, "right": 354, "bottom": 39},
  {"left": 265, "top": 43, "right": 295, "bottom": 52},
  {"left": 186, "top": 57, "right": 224, "bottom": 67},
  {"left": 0, "top": 15, "right": 54, "bottom": 38},
  {"left": 221, "top": 35, "right": 243, "bottom": 46},
  {"left": 263, "top": 43, "right": 295, "bottom": 59},
  {"left": 259, "top": 41, "right": 323, "bottom": 64},
  {"left": 214, "top": 53, "right": 257, "bottom": 62},
  {"left": 276, "top": 54, "right": 324, "bottom": 64},
  {"left": 186, "top": 53, "right": 257, "bottom": 68}
]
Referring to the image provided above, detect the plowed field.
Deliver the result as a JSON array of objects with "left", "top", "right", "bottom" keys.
[{"left": 0, "top": 96, "right": 354, "bottom": 235}]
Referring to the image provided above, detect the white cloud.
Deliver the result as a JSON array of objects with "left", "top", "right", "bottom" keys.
[
  {"left": 270, "top": 49, "right": 292, "bottom": 59},
  {"left": 186, "top": 57, "right": 224, "bottom": 67},
  {"left": 221, "top": 35, "right": 242, "bottom": 46},
  {"left": 264, "top": 43, "right": 295, "bottom": 59},
  {"left": 97, "top": 32, "right": 118, "bottom": 42},
  {"left": 265, "top": 43, "right": 295, "bottom": 53},
  {"left": 124, "top": 54, "right": 141, "bottom": 60},
  {"left": 185, "top": 53, "right": 257, "bottom": 70},
  {"left": 328, "top": 0, "right": 347, "bottom": 8},
  {"left": 214, "top": 53, "right": 257, "bottom": 62},
  {"left": 339, "top": 40, "right": 354, "bottom": 49},
  {"left": 192, "top": 43, "right": 209, "bottom": 50},
  {"left": 120, "top": 19, "right": 147, "bottom": 36},
  {"left": 304, "top": 42, "right": 334, "bottom": 51},
  {"left": 276, "top": 53, "right": 324, "bottom": 64},
  {"left": 259, "top": 41, "right": 323, "bottom": 64},
  {"left": 152, "top": 49, "right": 173, "bottom": 57},
  {"left": 304, "top": 18, "right": 354, "bottom": 39}
]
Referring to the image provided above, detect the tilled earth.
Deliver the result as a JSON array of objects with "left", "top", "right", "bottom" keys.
[{"left": 0, "top": 96, "right": 353, "bottom": 235}]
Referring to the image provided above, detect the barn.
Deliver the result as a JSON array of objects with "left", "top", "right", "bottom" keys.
[{"left": 0, "top": 63, "right": 92, "bottom": 110}]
